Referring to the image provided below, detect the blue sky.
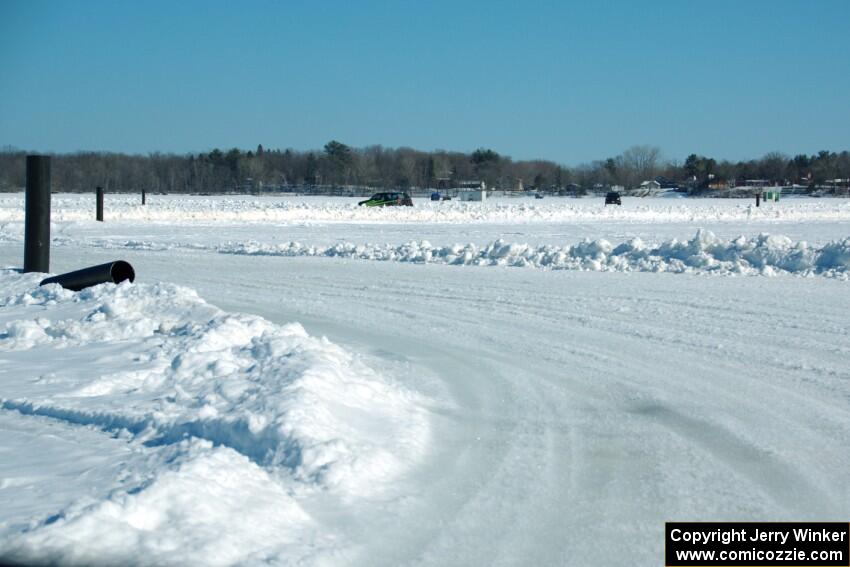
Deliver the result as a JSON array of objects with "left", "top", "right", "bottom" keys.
[{"left": 1, "top": 0, "right": 848, "bottom": 164}]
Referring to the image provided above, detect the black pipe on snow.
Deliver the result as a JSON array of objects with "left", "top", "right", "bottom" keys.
[{"left": 40, "top": 261, "right": 135, "bottom": 291}]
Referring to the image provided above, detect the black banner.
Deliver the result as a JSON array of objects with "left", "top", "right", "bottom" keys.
[{"left": 666, "top": 522, "right": 850, "bottom": 566}]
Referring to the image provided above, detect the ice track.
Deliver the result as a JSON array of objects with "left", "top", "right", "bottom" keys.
[{"left": 1, "top": 244, "right": 847, "bottom": 565}]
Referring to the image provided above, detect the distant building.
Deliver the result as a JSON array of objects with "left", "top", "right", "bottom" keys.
[
  {"left": 654, "top": 176, "right": 680, "bottom": 190},
  {"left": 459, "top": 190, "right": 487, "bottom": 202},
  {"left": 457, "top": 180, "right": 486, "bottom": 190},
  {"left": 437, "top": 178, "right": 486, "bottom": 192},
  {"left": 639, "top": 180, "right": 662, "bottom": 190}
]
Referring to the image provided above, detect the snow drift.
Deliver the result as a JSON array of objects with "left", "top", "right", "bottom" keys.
[
  {"left": 218, "top": 230, "right": 850, "bottom": 279},
  {"left": 0, "top": 270, "right": 429, "bottom": 565}
]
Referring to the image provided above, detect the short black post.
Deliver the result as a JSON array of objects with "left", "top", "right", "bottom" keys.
[
  {"left": 96, "top": 186, "right": 104, "bottom": 221},
  {"left": 755, "top": 193, "right": 760, "bottom": 207},
  {"left": 141, "top": 188, "right": 146, "bottom": 205},
  {"left": 24, "top": 155, "right": 51, "bottom": 273}
]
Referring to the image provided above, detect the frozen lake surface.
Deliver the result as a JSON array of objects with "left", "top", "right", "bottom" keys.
[{"left": 1, "top": 194, "right": 849, "bottom": 566}]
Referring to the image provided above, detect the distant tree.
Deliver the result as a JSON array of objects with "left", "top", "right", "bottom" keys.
[
  {"left": 1, "top": 143, "right": 846, "bottom": 195},
  {"left": 759, "top": 152, "right": 787, "bottom": 183},
  {"left": 621, "top": 145, "right": 661, "bottom": 187},
  {"left": 225, "top": 148, "right": 241, "bottom": 180},
  {"left": 604, "top": 158, "right": 618, "bottom": 180},
  {"left": 471, "top": 148, "right": 500, "bottom": 168},
  {"left": 836, "top": 151, "right": 850, "bottom": 180},
  {"left": 683, "top": 153, "right": 717, "bottom": 187},
  {"left": 470, "top": 148, "right": 501, "bottom": 186},
  {"left": 792, "top": 154, "right": 810, "bottom": 170},
  {"left": 323, "top": 140, "right": 353, "bottom": 184},
  {"left": 304, "top": 153, "right": 318, "bottom": 185},
  {"left": 684, "top": 154, "right": 700, "bottom": 178},
  {"left": 425, "top": 156, "right": 436, "bottom": 187},
  {"left": 208, "top": 148, "right": 223, "bottom": 165},
  {"left": 811, "top": 151, "right": 837, "bottom": 185},
  {"left": 533, "top": 173, "right": 546, "bottom": 189}
]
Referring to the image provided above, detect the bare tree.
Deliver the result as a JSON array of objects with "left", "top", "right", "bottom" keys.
[{"left": 620, "top": 145, "right": 661, "bottom": 187}]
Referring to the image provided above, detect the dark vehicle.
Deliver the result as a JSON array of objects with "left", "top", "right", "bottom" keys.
[
  {"left": 430, "top": 191, "right": 441, "bottom": 201},
  {"left": 358, "top": 192, "right": 413, "bottom": 207},
  {"left": 534, "top": 192, "right": 544, "bottom": 199},
  {"left": 605, "top": 191, "right": 622, "bottom": 205}
]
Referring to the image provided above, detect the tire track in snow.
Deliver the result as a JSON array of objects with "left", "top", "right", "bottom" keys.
[{"left": 631, "top": 401, "right": 834, "bottom": 514}]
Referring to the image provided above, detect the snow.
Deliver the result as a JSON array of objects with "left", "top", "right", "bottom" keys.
[
  {"left": 1, "top": 194, "right": 849, "bottom": 278},
  {"left": 1, "top": 193, "right": 849, "bottom": 566},
  {"left": 2, "top": 193, "right": 850, "bottom": 227},
  {"left": 0, "top": 270, "right": 428, "bottom": 565},
  {"left": 217, "top": 230, "right": 850, "bottom": 278}
]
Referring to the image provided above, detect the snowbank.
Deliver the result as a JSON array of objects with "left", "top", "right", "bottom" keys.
[
  {"left": 218, "top": 230, "right": 850, "bottom": 279},
  {"left": 2, "top": 193, "right": 850, "bottom": 225},
  {"left": 0, "top": 270, "right": 428, "bottom": 565}
]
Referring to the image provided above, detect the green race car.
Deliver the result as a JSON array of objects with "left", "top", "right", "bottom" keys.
[{"left": 358, "top": 192, "right": 413, "bottom": 207}]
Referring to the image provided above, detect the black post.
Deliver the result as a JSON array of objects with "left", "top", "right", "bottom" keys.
[
  {"left": 96, "top": 186, "right": 104, "bottom": 221},
  {"left": 755, "top": 193, "right": 760, "bottom": 207},
  {"left": 24, "top": 155, "right": 51, "bottom": 273},
  {"left": 141, "top": 188, "right": 146, "bottom": 205}
]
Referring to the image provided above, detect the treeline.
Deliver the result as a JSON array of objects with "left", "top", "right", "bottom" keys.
[{"left": 1, "top": 142, "right": 848, "bottom": 193}]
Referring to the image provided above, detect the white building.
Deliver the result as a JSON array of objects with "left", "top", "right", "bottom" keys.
[
  {"left": 639, "top": 180, "right": 662, "bottom": 190},
  {"left": 459, "top": 190, "right": 487, "bottom": 202}
]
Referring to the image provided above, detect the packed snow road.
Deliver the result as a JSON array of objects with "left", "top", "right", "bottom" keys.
[
  {"left": 1, "top": 195, "right": 849, "bottom": 566},
  {"left": 2, "top": 243, "right": 849, "bottom": 566}
]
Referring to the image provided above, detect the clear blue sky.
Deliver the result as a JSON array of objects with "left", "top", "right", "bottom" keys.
[{"left": 1, "top": 0, "right": 848, "bottom": 165}]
